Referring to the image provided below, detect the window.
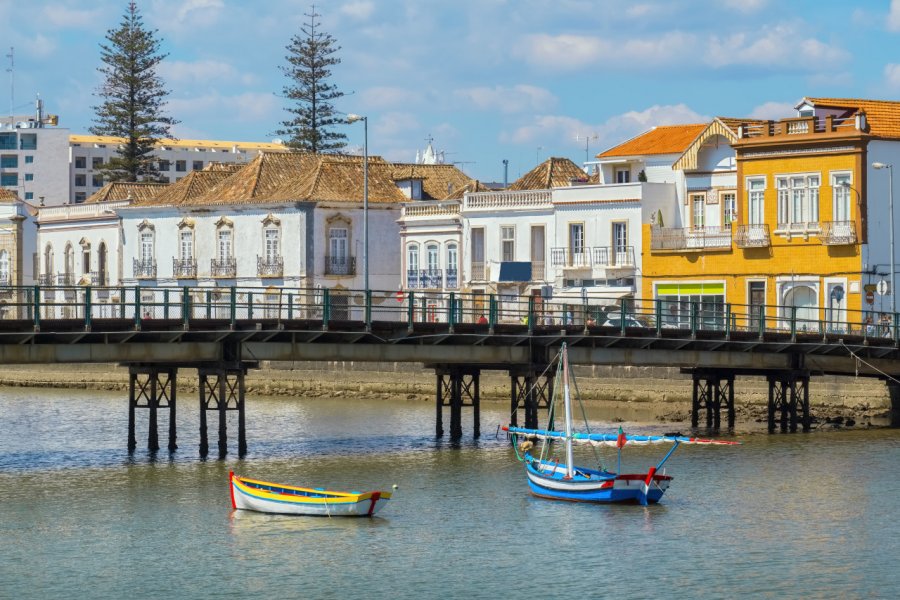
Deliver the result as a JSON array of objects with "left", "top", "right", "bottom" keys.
[
  {"left": 140, "top": 231, "right": 154, "bottom": 263},
  {"left": 747, "top": 177, "right": 765, "bottom": 225},
  {"left": 179, "top": 230, "right": 193, "bottom": 261},
  {"left": 75, "top": 192, "right": 86, "bottom": 203},
  {"left": 159, "top": 176, "right": 170, "bottom": 184},
  {"left": 1, "top": 155, "right": 17, "bottom": 168},
  {"left": 407, "top": 244, "right": 419, "bottom": 272},
  {"left": 192, "top": 160, "right": 203, "bottom": 171},
  {"left": 24, "top": 192, "right": 32, "bottom": 200},
  {"left": 74, "top": 174, "right": 86, "bottom": 187},
  {"left": 1, "top": 173, "right": 17, "bottom": 186},
  {"left": 264, "top": 227, "right": 279, "bottom": 261},
  {"left": 501, "top": 226, "right": 515, "bottom": 262},
  {"left": 426, "top": 243, "right": 439, "bottom": 271},
  {"left": 776, "top": 174, "right": 819, "bottom": 227},
  {"left": 158, "top": 159, "right": 171, "bottom": 171},
  {"left": 471, "top": 228, "right": 484, "bottom": 279},
  {"left": 20, "top": 134, "right": 36, "bottom": 150},
  {"left": 613, "top": 222, "right": 628, "bottom": 264},
  {"left": 722, "top": 191, "right": 737, "bottom": 226},
  {"left": 24, "top": 173, "right": 33, "bottom": 182},
  {"left": 832, "top": 173, "right": 851, "bottom": 222},
  {"left": 447, "top": 244, "right": 458, "bottom": 272},
  {"left": 92, "top": 175, "right": 103, "bottom": 187},
  {"left": 92, "top": 157, "right": 102, "bottom": 169},
  {"left": 24, "top": 155, "right": 33, "bottom": 164},
  {"left": 217, "top": 227, "right": 233, "bottom": 259},
  {"left": 568, "top": 222, "right": 584, "bottom": 265},
  {"left": 175, "top": 160, "right": 187, "bottom": 172},
  {"left": 0, "top": 250, "right": 9, "bottom": 285},
  {"left": 75, "top": 156, "right": 86, "bottom": 169},
  {"left": 615, "top": 167, "right": 630, "bottom": 183},
  {"left": 691, "top": 194, "right": 705, "bottom": 228}
]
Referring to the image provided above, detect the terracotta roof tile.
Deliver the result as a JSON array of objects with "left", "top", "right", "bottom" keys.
[
  {"left": 139, "top": 169, "right": 238, "bottom": 206},
  {"left": 391, "top": 164, "right": 473, "bottom": 200},
  {"left": 446, "top": 179, "right": 491, "bottom": 200},
  {"left": 805, "top": 97, "right": 900, "bottom": 139},
  {"left": 84, "top": 181, "right": 169, "bottom": 204},
  {"left": 596, "top": 124, "right": 707, "bottom": 158},
  {"left": 0, "top": 188, "right": 19, "bottom": 202},
  {"left": 509, "top": 157, "right": 588, "bottom": 190}
]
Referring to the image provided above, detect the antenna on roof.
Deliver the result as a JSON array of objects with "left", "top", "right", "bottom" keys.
[
  {"left": 575, "top": 133, "right": 599, "bottom": 163},
  {"left": 5, "top": 47, "right": 13, "bottom": 124}
]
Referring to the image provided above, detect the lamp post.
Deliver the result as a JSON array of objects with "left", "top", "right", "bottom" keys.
[
  {"left": 874, "top": 162, "right": 895, "bottom": 315},
  {"left": 347, "top": 114, "right": 368, "bottom": 291}
]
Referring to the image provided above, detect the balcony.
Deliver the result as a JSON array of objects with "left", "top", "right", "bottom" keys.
[
  {"left": 173, "top": 258, "right": 197, "bottom": 279},
  {"left": 133, "top": 258, "right": 157, "bottom": 279},
  {"left": 820, "top": 221, "right": 857, "bottom": 246},
  {"left": 530, "top": 261, "right": 544, "bottom": 281},
  {"left": 471, "top": 261, "right": 485, "bottom": 281},
  {"left": 650, "top": 226, "right": 732, "bottom": 252},
  {"left": 446, "top": 268, "right": 459, "bottom": 289},
  {"left": 325, "top": 255, "right": 355, "bottom": 276},
  {"left": 775, "top": 221, "right": 821, "bottom": 238},
  {"left": 550, "top": 248, "right": 590, "bottom": 268},
  {"left": 211, "top": 257, "right": 237, "bottom": 278},
  {"left": 257, "top": 255, "right": 284, "bottom": 278},
  {"left": 38, "top": 273, "right": 53, "bottom": 286},
  {"left": 734, "top": 224, "right": 771, "bottom": 248},
  {"left": 551, "top": 246, "right": 636, "bottom": 268},
  {"left": 407, "top": 269, "right": 444, "bottom": 289},
  {"left": 57, "top": 273, "right": 75, "bottom": 286}
]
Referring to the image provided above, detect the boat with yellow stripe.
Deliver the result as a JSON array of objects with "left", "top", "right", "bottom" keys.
[{"left": 229, "top": 472, "right": 393, "bottom": 517}]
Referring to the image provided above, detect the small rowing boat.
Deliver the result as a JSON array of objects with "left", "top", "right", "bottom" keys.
[{"left": 229, "top": 472, "right": 393, "bottom": 517}]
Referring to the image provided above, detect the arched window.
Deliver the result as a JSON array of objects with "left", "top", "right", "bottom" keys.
[
  {"left": 406, "top": 244, "right": 419, "bottom": 288},
  {"left": 425, "top": 243, "right": 439, "bottom": 287},
  {"left": 446, "top": 243, "right": 458, "bottom": 289},
  {"left": 43, "top": 244, "right": 53, "bottom": 283},
  {"left": 214, "top": 217, "right": 235, "bottom": 277},
  {"left": 64, "top": 243, "right": 74, "bottom": 284},
  {"left": 784, "top": 284, "right": 817, "bottom": 330},
  {"left": 0, "top": 249, "right": 9, "bottom": 285}
]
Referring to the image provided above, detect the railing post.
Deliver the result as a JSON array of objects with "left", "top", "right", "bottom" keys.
[
  {"left": 365, "top": 289, "right": 372, "bottom": 329},
  {"left": 229, "top": 286, "right": 236, "bottom": 328},
  {"left": 690, "top": 301, "right": 698, "bottom": 337},
  {"left": 119, "top": 286, "right": 125, "bottom": 319},
  {"left": 163, "top": 288, "right": 170, "bottom": 320},
  {"left": 790, "top": 306, "right": 797, "bottom": 342},
  {"left": 420, "top": 295, "right": 427, "bottom": 323},
  {"left": 655, "top": 299, "right": 662, "bottom": 336},
  {"left": 620, "top": 298, "right": 627, "bottom": 336},
  {"left": 206, "top": 290, "right": 212, "bottom": 319},
  {"left": 84, "top": 286, "right": 92, "bottom": 330},
  {"left": 758, "top": 304, "right": 765, "bottom": 340},
  {"left": 322, "top": 288, "right": 331, "bottom": 328},
  {"left": 527, "top": 295, "right": 534, "bottom": 335},
  {"left": 895, "top": 312, "right": 899, "bottom": 347},
  {"left": 182, "top": 286, "right": 190, "bottom": 328},
  {"left": 287, "top": 293, "right": 294, "bottom": 320},
  {"left": 248, "top": 291, "right": 254, "bottom": 319},
  {"left": 32, "top": 285, "right": 40, "bottom": 330},
  {"left": 134, "top": 286, "right": 141, "bottom": 329},
  {"left": 725, "top": 303, "right": 732, "bottom": 340},
  {"left": 407, "top": 291, "right": 415, "bottom": 326},
  {"left": 489, "top": 294, "right": 497, "bottom": 333},
  {"left": 448, "top": 292, "right": 457, "bottom": 330}
]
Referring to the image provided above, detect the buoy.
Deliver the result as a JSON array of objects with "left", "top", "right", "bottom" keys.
[
  {"left": 519, "top": 440, "right": 534, "bottom": 452},
  {"left": 392, "top": 484, "right": 399, "bottom": 490}
]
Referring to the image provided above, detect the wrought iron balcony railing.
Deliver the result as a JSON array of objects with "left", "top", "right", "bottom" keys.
[
  {"left": 592, "top": 246, "right": 635, "bottom": 267},
  {"left": 57, "top": 273, "right": 75, "bottom": 286},
  {"left": 257, "top": 255, "right": 284, "bottom": 278},
  {"left": 173, "top": 258, "right": 197, "bottom": 279},
  {"left": 470, "top": 261, "right": 485, "bottom": 281},
  {"left": 650, "top": 226, "right": 732, "bottom": 251},
  {"left": 530, "top": 261, "right": 544, "bottom": 281},
  {"left": 211, "top": 257, "right": 237, "bottom": 278},
  {"left": 38, "top": 273, "right": 53, "bottom": 286},
  {"left": 820, "top": 221, "right": 857, "bottom": 245},
  {"left": 734, "top": 224, "right": 771, "bottom": 248},
  {"left": 133, "top": 258, "right": 157, "bottom": 279},
  {"left": 407, "top": 269, "right": 443, "bottom": 289},
  {"left": 325, "top": 255, "right": 355, "bottom": 276},
  {"left": 446, "top": 268, "right": 459, "bottom": 289}
]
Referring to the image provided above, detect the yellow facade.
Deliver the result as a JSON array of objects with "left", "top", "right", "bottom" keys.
[{"left": 642, "top": 117, "right": 868, "bottom": 329}]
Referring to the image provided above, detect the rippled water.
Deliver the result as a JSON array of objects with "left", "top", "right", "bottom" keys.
[{"left": 1, "top": 385, "right": 899, "bottom": 599}]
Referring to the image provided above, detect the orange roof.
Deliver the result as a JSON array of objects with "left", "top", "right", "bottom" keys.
[
  {"left": 0, "top": 188, "right": 19, "bottom": 202},
  {"left": 509, "top": 157, "right": 588, "bottom": 190},
  {"left": 804, "top": 97, "right": 900, "bottom": 139},
  {"left": 597, "top": 124, "right": 707, "bottom": 158}
]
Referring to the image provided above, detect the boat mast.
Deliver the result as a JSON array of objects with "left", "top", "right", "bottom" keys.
[{"left": 562, "top": 344, "right": 574, "bottom": 478}]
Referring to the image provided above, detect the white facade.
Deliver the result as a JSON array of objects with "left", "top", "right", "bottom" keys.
[{"left": 0, "top": 121, "right": 70, "bottom": 206}]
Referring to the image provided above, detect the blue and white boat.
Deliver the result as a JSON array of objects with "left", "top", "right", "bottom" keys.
[{"left": 504, "top": 344, "right": 738, "bottom": 505}]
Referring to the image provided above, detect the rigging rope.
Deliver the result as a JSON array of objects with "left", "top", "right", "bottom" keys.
[{"left": 839, "top": 341, "right": 900, "bottom": 385}]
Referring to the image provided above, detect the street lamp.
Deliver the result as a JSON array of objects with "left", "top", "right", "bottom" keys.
[
  {"left": 873, "top": 162, "right": 895, "bottom": 314},
  {"left": 347, "top": 114, "right": 368, "bottom": 292}
]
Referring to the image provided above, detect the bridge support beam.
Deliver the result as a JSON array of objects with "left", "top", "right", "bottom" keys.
[
  {"left": 435, "top": 367, "right": 480, "bottom": 439},
  {"left": 766, "top": 372, "right": 810, "bottom": 433},
  {"left": 689, "top": 371, "right": 735, "bottom": 431},
  {"left": 199, "top": 366, "right": 247, "bottom": 458},
  {"left": 509, "top": 367, "right": 554, "bottom": 430},
  {"left": 127, "top": 366, "right": 177, "bottom": 453}
]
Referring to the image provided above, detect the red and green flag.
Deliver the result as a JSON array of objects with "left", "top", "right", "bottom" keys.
[{"left": 616, "top": 426, "right": 627, "bottom": 449}]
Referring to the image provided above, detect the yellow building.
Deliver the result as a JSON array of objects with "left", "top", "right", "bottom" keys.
[{"left": 643, "top": 98, "right": 900, "bottom": 332}]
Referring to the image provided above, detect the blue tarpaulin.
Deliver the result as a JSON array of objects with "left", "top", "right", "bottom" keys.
[{"left": 498, "top": 262, "right": 532, "bottom": 282}]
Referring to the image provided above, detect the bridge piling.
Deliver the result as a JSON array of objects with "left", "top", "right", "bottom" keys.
[
  {"left": 509, "top": 367, "right": 553, "bottom": 431},
  {"left": 199, "top": 366, "right": 247, "bottom": 458},
  {"left": 689, "top": 370, "right": 735, "bottom": 431},
  {"left": 435, "top": 367, "right": 480, "bottom": 439},
  {"left": 127, "top": 366, "right": 177, "bottom": 454},
  {"left": 766, "top": 373, "right": 810, "bottom": 433}
]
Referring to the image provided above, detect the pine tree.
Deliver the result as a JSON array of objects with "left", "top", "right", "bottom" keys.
[
  {"left": 276, "top": 7, "right": 347, "bottom": 153},
  {"left": 91, "top": 2, "right": 178, "bottom": 182}
]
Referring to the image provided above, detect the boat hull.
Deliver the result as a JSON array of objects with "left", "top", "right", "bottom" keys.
[
  {"left": 524, "top": 458, "right": 671, "bottom": 504},
  {"left": 230, "top": 473, "right": 391, "bottom": 517}
]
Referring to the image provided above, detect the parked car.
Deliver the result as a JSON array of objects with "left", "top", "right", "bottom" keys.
[{"left": 601, "top": 315, "right": 647, "bottom": 328}]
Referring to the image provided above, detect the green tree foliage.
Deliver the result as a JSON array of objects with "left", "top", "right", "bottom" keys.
[
  {"left": 276, "top": 7, "right": 347, "bottom": 153},
  {"left": 91, "top": 2, "right": 178, "bottom": 182}
]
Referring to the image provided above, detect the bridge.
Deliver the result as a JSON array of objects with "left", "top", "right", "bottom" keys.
[{"left": 0, "top": 285, "right": 898, "bottom": 456}]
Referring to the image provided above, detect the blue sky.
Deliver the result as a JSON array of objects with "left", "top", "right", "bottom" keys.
[{"left": 1, "top": 0, "right": 900, "bottom": 183}]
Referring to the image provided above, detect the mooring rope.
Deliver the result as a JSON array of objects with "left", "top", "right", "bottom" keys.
[{"left": 839, "top": 341, "right": 900, "bottom": 385}]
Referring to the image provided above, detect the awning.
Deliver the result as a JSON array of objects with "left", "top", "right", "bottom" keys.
[
  {"left": 546, "top": 287, "right": 632, "bottom": 306},
  {"left": 498, "top": 261, "right": 532, "bottom": 282}
]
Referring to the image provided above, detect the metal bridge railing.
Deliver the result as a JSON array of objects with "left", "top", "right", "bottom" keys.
[{"left": 0, "top": 285, "right": 898, "bottom": 346}]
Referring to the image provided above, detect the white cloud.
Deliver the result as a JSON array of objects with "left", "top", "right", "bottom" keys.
[
  {"left": 373, "top": 111, "right": 421, "bottom": 138},
  {"left": 26, "top": 34, "right": 57, "bottom": 59},
  {"left": 340, "top": 1, "right": 375, "bottom": 20},
  {"left": 361, "top": 86, "right": 423, "bottom": 110},
  {"left": 722, "top": 0, "right": 768, "bottom": 13},
  {"left": 167, "top": 91, "right": 278, "bottom": 123},
  {"left": 455, "top": 85, "right": 557, "bottom": 114},
  {"left": 885, "top": 64, "right": 900, "bottom": 89},
  {"left": 889, "top": 0, "right": 900, "bottom": 32},
  {"left": 176, "top": 0, "right": 224, "bottom": 22},
  {"left": 748, "top": 101, "right": 795, "bottom": 120},
  {"left": 159, "top": 60, "right": 255, "bottom": 86},
  {"left": 40, "top": 5, "right": 104, "bottom": 29},
  {"left": 705, "top": 24, "right": 848, "bottom": 68}
]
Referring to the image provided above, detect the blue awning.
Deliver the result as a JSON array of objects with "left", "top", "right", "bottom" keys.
[{"left": 498, "top": 262, "right": 532, "bottom": 282}]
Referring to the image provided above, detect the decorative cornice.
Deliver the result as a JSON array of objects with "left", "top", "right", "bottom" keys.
[
  {"left": 261, "top": 213, "right": 281, "bottom": 227},
  {"left": 177, "top": 217, "right": 196, "bottom": 230},
  {"left": 215, "top": 216, "right": 233, "bottom": 228},
  {"left": 137, "top": 219, "right": 155, "bottom": 232}
]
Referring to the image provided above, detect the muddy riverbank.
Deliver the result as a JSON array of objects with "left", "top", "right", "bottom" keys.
[{"left": 0, "top": 361, "right": 893, "bottom": 430}]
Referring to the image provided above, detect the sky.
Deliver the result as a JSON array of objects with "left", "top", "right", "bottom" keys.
[{"left": 2, "top": 0, "right": 900, "bottom": 183}]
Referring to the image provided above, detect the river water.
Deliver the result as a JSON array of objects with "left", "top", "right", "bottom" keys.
[{"left": 1, "top": 385, "right": 899, "bottom": 599}]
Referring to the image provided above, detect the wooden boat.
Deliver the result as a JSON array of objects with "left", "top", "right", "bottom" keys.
[
  {"left": 503, "top": 344, "right": 738, "bottom": 505},
  {"left": 229, "top": 472, "right": 393, "bottom": 517}
]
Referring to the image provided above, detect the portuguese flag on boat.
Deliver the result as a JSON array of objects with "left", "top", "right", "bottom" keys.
[{"left": 616, "top": 426, "right": 627, "bottom": 449}]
